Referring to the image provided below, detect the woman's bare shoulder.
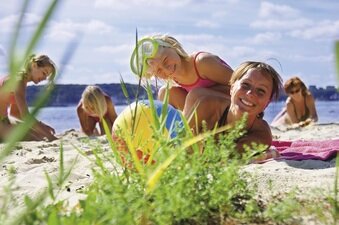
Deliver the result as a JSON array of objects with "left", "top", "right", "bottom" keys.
[{"left": 252, "top": 118, "right": 270, "bottom": 132}]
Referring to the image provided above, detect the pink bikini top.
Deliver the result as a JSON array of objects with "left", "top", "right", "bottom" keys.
[{"left": 174, "top": 52, "right": 231, "bottom": 92}]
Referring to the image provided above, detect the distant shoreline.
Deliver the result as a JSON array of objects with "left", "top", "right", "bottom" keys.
[{"left": 26, "top": 83, "right": 339, "bottom": 107}]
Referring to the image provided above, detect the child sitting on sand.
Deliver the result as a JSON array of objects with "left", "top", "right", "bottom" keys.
[
  {"left": 77, "top": 85, "right": 118, "bottom": 136},
  {"left": 0, "top": 54, "right": 57, "bottom": 142}
]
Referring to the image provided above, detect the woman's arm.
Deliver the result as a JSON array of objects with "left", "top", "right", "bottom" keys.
[
  {"left": 13, "top": 80, "right": 30, "bottom": 117},
  {"left": 285, "top": 99, "right": 299, "bottom": 124},
  {"left": 77, "top": 103, "right": 97, "bottom": 136},
  {"left": 13, "top": 80, "right": 57, "bottom": 141},
  {"left": 307, "top": 94, "right": 318, "bottom": 122},
  {"left": 196, "top": 53, "right": 234, "bottom": 85}
]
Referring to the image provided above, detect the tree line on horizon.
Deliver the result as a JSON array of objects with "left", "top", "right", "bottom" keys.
[{"left": 26, "top": 83, "right": 339, "bottom": 107}]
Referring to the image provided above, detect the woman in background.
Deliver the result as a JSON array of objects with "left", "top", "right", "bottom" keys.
[
  {"left": 77, "top": 85, "right": 117, "bottom": 136},
  {"left": 271, "top": 76, "right": 318, "bottom": 128},
  {"left": 0, "top": 54, "right": 57, "bottom": 142}
]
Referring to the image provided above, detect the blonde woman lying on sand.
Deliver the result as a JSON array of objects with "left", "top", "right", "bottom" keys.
[
  {"left": 0, "top": 54, "right": 57, "bottom": 142},
  {"left": 184, "top": 61, "right": 283, "bottom": 160},
  {"left": 77, "top": 85, "right": 118, "bottom": 136},
  {"left": 271, "top": 76, "right": 318, "bottom": 129}
]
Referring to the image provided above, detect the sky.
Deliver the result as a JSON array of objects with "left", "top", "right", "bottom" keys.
[{"left": 1, "top": 0, "right": 339, "bottom": 87}]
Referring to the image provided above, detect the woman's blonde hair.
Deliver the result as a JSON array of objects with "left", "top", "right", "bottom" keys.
[
  {"left": 20, "top": 54, "right": 57, "bottom": 82},
  {"left": 81, "top": 85, "right": 107, "bottom": 119}
]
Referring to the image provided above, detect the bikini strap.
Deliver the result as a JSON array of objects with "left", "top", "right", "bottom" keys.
[{"left": 218, "top": 106, "right": 229, "bottom": 127}]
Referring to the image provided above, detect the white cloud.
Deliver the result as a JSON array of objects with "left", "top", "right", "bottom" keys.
[
  {"left": 94, "top": 0, "right": 191, "bottom": 10},
  {"left": 87, "top": 20, "right": 113, "bottom": 34},
  {"left": 289, "top": 20, "right": 339, "bottom": 40},
  {"left": 252, "top": 2, "right": 311, "bottom": 31},
  {"left": 195, "top": 20, "right": 219, "bottom": 29},
  {"left": 94, "top": 44, "right": 132, "bottom": 66},
  {"left": 0, "top": 13, "right": 41, "bottom": 32},
  {"left": 259, "top": 1, "right": 299, "bottom": 19},
  {"left": 252, "top": 1, "right": 339, "bottom": 42},
  {"left": 251, "top": 18, "right": 312, "bottom": 31},
  {"left": 229, "top": 46, "right": 255, "bottom": 58},
  {"left": 46, "top": 19, "right": 113, "bottom": 41},
  {"left": 287, "top": 53, "right": 332, "bottom": 63},
  {"left": 94, "top": 44, "right": 131, "bottom": 54},
  {"left": 250, "top": 32, "right": 281, "bottom": 44}
]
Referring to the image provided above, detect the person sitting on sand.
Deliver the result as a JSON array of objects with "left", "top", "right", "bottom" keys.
[
  {"left": 77, "top": 85, "right": 118, "bottom": 136},
  {"left": 0, "top": 54, "right": 57, "bottom": 142},
  {"left": 271, "top": 76, "right": 318, "bottom": 128},
  {"left": 184, "top": 61, "right": 283, "bottom": 156},
  {"left": 130, "top": 34, "right": 233, "bottom": 111}
]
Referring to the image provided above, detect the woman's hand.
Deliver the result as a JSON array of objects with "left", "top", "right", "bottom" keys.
[
  {"left": 251, "top": 148, "right": 280, "bottom": 163},
  {"left": 298, "top": 118, "right": 313, "bottom": 127}
]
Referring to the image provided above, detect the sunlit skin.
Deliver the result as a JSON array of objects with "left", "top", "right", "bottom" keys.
[{"left": 185, "top": 68, "right": 274, "bottom": 153}]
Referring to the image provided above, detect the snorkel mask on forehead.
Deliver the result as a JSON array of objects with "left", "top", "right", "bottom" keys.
[{"left": 130, "top": 37, "right": 172, "bottom": 78}]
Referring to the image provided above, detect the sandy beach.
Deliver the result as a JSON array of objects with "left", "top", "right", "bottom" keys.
[{"left": 1, "top": 123, "right": 338, "bottom": 224}]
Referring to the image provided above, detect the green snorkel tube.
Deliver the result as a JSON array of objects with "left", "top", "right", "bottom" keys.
[{"left": 130, "top": 37, "right": 172, "bottom": 78}]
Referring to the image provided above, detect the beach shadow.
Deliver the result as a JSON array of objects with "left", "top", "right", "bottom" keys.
[{"left": 276, "top": 158, "right": 336, "bottom": 169}]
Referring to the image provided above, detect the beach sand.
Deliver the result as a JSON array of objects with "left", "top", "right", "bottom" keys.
[{"left": 1, "top": 123, "right": 338, "bottom": 224}]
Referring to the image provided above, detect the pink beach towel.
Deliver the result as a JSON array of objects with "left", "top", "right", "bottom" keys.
[{"left": 272, "top": 139, "right": 339, "bottom": 160}]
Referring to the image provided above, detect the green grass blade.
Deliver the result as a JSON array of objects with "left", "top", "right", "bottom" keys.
[
  {"left": 8, "top": 0, "right": 30, "bottom": 78},
  {"left": 23, "top": 0, "right": 59, "bottom": 60},
  {"left": 6, "top": 191, "right": 48, "bottom": 225},
  {"left": 119, "top": 74, "right": 131, "bottom": 103},
  {"left": 44, "top": 170, "right": 55, "bottom": 200},
  {"left": 58, "top": 142, "right": 64, "bottom": 186}
]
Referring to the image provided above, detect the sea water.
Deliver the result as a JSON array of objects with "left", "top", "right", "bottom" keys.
[{"left": 35, "top": 101, "right": 339, "bottom": 134}]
